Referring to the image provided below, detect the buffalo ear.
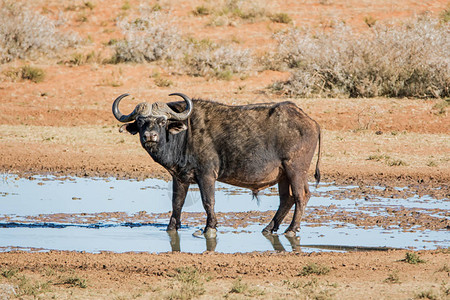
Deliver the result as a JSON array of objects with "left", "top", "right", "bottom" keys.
[
  {"left": 119, "top": 122, "right": 139, "bottom": 135},
  {"left": 168, "top": 121, "right": 187, "bottom": 135}
]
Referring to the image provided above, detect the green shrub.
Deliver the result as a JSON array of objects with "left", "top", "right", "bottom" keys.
[
  {"left": 403, "top": 252, "right": 426, "bottom": 264},
  {"left": 1, "top": 267, "right": 18, "bottom": 278},
  {"left": 20, "top": 65, "right": 46, "bottom": 83},
  {"left": 270, "top": 12, "right": 292, "bottom": 24},
  {"left": 229, "top": 278, "right": 248, "bottom": 294},
  {"left": 441, "top": 7, "right": 450, "bottom": 23},
  {"left": 167, "top": 267, "right": 205, "bottom": 300},
  {"left": 193, "top": 5, "right": 211, "bottom": 16},
  {"left": 61, "top": 276, "right": 87, "bottom": 288},
  {"left": 154, "top": 77, "right": 173, "bottom": 87},
  {"left": 299, "top": 263, "right": 330, "bottom": 276},
  {"left": 384, "top": 271, "right": 401, "bottom": 284}
]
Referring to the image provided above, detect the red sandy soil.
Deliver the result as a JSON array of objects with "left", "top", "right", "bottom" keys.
[{"left": 0, "top": 1, "right": 449, "bottom": 299}]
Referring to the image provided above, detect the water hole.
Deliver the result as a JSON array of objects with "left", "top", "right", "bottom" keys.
[{"left": 0, "top": 174, "right": 448, "bottom": 253}]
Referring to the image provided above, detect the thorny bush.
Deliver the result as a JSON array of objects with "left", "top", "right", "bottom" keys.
[
  {"left": 110, "top": 11, "right": 253, "bottom": 79},
  {"left": 0, "top": 1, "right": 79, "bottom": 63},
  {"left": 270, "top": 17, "right": 450, "bottom": 98}
]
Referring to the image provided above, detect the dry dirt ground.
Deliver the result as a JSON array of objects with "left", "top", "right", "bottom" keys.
[{"left": 1, "top": 0, "right": 449, "bottom": 299}]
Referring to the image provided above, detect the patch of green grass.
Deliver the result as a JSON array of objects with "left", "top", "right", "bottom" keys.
[
  {"left": 367, "top": 154, "right": 407, "bottom": 167},
  {"left": 384, "top": 271, "right": 401, "bottom": 284},
  {"left": 427, "top": 161, "right": 438, "bottom": 167},
  {"left": 64, "top": 51, "right": 99, "bottom": 65},
  {"left": 215, "top": 69, "right": 233, "bottom": 81},
  {"left": 121, "top": 0, "right": 131, "bottom": 11},
  {"left": 76, "top": 12, "right": 89, "bottom": 23},
  {"left": 1, "top": 268, "right": 18, "bottom": 278},
  {"left": 387, "top": 159, "right": 408, "bottom": 167},
  {"left": 403, "top": 252, "right": 426, "bottom": 264},
  {"left": 416, "top": 289, "right": 438, "bottom": 300},
  {"left": 270, "top": 12, "right": 292, "bottom": 24},
  {"left": 84, "top": 1, "right": 96, "bottom": 10},
  {"left": 299, "top": 263, "right": 330, "bottom": 276},
  {"left": 285, "top": 278, "right": 335, "bottom": 299},
  {"left": 441, "top": 282, "right": 450, "bottom": 297},
  {"left": 167, "top": 267, "right": 205, "bottom": 300},
  {"left": 432, "top": 99, "right": 449, "bottom": 115},
  {"left": 16, "top": 275, "right": 50, "bottom": 297},
  {"left": 154, "top": 77, "right": 173, "bottom": 87},
  {"left": 61, "top": 276, "right": 87, "bottom": 288},
  {"left": 437, "top": 264, "right": 450, "bottom": 272},
  {"left": 227, "top": 278, "right": 265, "bottom": 297},
  {"left": 440, "top": 7, "right": 450, "bottom": 23},
  {"left": 229, "top": 278, "right": 248, "bottom": 294},
  {"left": 193, "top": 5, "right": 211, "bottom": 16},
  {"left": 20, "top": 65, "right": 46, "bottom": 83},
  {"left": 364, "top": 15, "right": 377, "bottom": 27},
  {"left": 101, "top": 70, "right": 123, "bottom": 87},
  {"left": 367, "top": 154, "right": 390, "bottom": 162},
  {"left": 151, "top": 3, "right": 162, "bottom": 11}
]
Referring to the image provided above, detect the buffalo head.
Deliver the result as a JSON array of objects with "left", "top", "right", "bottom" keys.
[{"left": 112, "top": 93, "right": 193, "bottom": 151}]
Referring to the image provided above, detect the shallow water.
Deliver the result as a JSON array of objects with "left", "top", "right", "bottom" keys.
[{"left": 0, "top": 174, "right": 448, "bottom": 253}]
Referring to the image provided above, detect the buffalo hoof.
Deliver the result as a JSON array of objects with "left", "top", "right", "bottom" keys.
[
  {"left": 262, "top": 221, "right": 274, "bottom": 234},
  {"left": 261, "top": 229, "right": 271, "bottom": 237},
  {"left": 204, "top": 228, "right": 217, "bottom": 239},
  {"left": 192, "top": 229, "right": 203, "bottom": 237},
  {"left": 262, "top": 226, "right": 276, "bottom": 234},
  {"left": 284, "top": 230, "right": 297, "bottom": 238},
  {"left": 192, "top": 228, "right": 217, "bottom": 239}
]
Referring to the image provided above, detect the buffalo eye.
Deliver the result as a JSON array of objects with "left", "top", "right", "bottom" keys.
[
  {"left": 157, "top": 117, "right": 167, "bottom": 127},
  {"left": 136, "top": 118, "right": 145, "bottom": 127}
]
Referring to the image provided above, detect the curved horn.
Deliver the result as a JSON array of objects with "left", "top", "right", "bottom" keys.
[
  {"left": 112, "top": 93, "right": 152, "bottom": 123},
  {"left": 167, "top": 93, "right": 193, "bottom": 120}
]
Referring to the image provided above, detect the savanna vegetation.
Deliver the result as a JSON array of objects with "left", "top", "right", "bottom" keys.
[{"left": 1, "top": 0, "right": 449, "bottom": 98}]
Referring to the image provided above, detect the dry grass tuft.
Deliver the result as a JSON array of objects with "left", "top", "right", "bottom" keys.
[{"left": 3, "top": 65, "right": 46, "bottom": 83}]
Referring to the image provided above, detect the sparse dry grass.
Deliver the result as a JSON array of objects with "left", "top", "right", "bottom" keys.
[
  {"left": 197, "top": 0, "right": 272, "bottom": 25},
  {"left": 3, "top": 65, "right": 46, "bottom": 83}
]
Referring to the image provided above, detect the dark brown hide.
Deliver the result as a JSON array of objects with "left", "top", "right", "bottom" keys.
[{"left": 114, "top": 96, "right": 321, "bottom": 236}]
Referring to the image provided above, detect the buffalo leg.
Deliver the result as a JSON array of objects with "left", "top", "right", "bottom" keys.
[
  {"left": 196, "top": 174, "right": 217, "bottom": 235},
  {"left": 263, "top": 177, "right": 294, "bottom": 233},
  {"left": 167, "top": 177, "right": 190, "bottom": 231},
  {"left": 283, "top": 163, "right": 309, "bottom": 236}
]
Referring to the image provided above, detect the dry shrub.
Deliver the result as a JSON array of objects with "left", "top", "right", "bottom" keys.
[
  {"left": 110, "top": 12, "right": 183, "bottom": 63},
  {"left": 0, "top": 1, "right": 80, "bottom": 63},
  {"left": 110, "top": 11, "right": 253, "bottom": 79},
  {"left": 183, "top": 39, "right": 253, "bottom": 79},
  {"left": 271, "top": 17, "right": 450, "bottom": 98}
]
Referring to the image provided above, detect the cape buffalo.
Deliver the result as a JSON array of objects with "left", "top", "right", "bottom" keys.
[{"left": 112, "top": 93, "right": 321, "bottom": 238}]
